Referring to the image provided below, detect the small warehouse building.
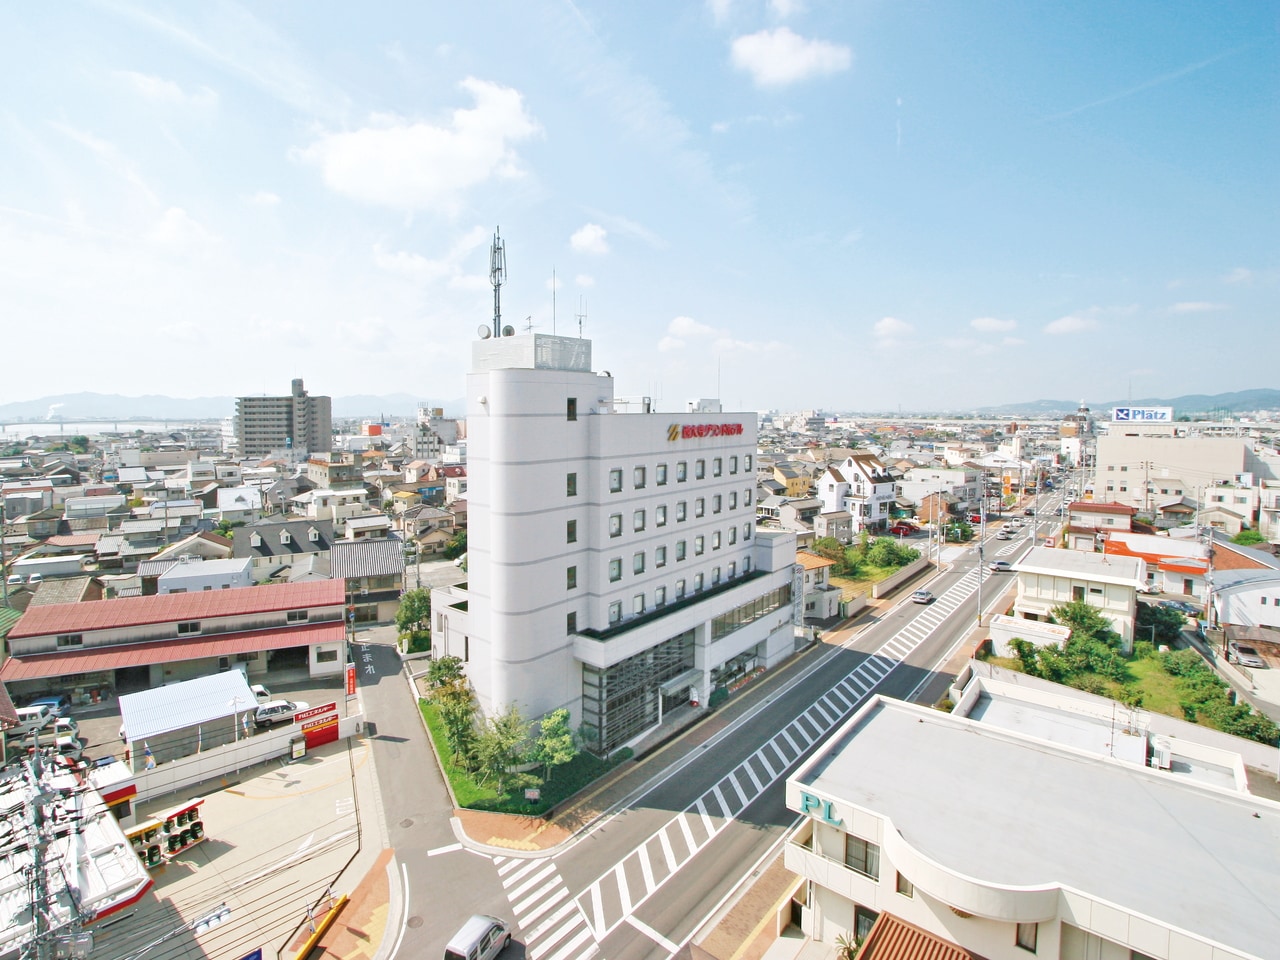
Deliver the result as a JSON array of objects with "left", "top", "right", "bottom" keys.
[{"left": 119, "top": 672, "right": 258, "bottom": 772}]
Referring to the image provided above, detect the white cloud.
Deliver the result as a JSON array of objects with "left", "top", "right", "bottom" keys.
[
  {"left": 1002, "top": 337, "right": 1026, "bottom": 347},
  {"left": 249, "top": 191, "right": 280, "bottom": 206},
  {"left": 570, "top": 223, "right": 610, "bottom": 255},
  {"left": 730, "top": 28, "right": 851, "bottom": 88},
  {"left": 707, "top": 0, "right": 733, "bottom": 25},
  {"left": 658, "top": 335, "right": 685, "bottom": 353},
  {"left": 1223, "top": 267, "right": 1252, "bottom": 284},
  {"left": 115, "top": 70, "right": 217, "bottom": 107},
  {"left": 371, "top": 226, "right": 488, "bottom": 285},
  {"left": 970, "top": 316, "right": 1016, "bottom": 333},
  {"left": 575, "top": 274, "right": 595, "bottom": 287},
  {"left": 873, "top": 316, "right": 913, "bottom": 341},
  {"left": 669, "top": 316, "right": 717, "bottom": 339},
  {"left": 1044, "top": 314, "right": 1098, "bottom": 335},
  {"left": 770, "top": 0, "right": 804, "bottom": 18},
  {"left": 296, "top": 78, "right": 541, "bottom": 214},
  {"left": 148, "top": 207, "right": 214, "bottom": 247},
  {"left": 1171, "top": 301, "right": 1226, "bottom": 314}
]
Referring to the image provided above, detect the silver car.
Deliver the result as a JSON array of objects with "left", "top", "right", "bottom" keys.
[{"left": 1227, "top": 643, "right": 1265, "bottom": 669}]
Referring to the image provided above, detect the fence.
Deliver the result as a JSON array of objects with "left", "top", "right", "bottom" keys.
[{"left": 871, "top": 557, "right": 933, "bottom": 599}]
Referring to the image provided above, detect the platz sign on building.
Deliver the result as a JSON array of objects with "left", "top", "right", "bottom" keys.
[{"left": 1112, "top": 406, "right": 1172, "bottom": 422}]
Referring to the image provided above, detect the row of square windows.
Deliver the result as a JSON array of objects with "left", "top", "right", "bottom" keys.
[
  {"left": 565, "top": 455, "right": 753, "bottom": 497},
  {"left": 565, "top": 557, "right": 753, "bottom": 631},
  {"left": 566, "top": 523, "right": 753, "bottom": 589},
  {"left": 567, "top": 492, "right": 754, "bottom": 542}
]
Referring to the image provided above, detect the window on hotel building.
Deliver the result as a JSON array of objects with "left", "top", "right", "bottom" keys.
[
  {"left": 655, "top": 586, "right": 666, "bottom": 606},
  {"left": 656, "top": 546, "right": 667, "bottom": 567},
  {"left": 676, "top": 501, "right": 687, "bottom": 522},
  {"left": 729, "top": 491, "right": 737, "bottom": 509},
  {"left": 730, "top": 455, "right": 738, "bottom": 474},
  {"left": 656, "top": 505, "right": 667, "bottom": 527},
  {"left": 609, "top": 601, "right": 622, "bottom": 624},
  {"left": 728, "top": 561, "right": 736, "bottom": 578},
  {"left": 633, "top": 594, "right": 645, "bottom": 615},
  {"left": 694, "top": 573, "right": 704, "bottom": 592},
  {"left": 566, "top": 611, "right": 577, "bottom": 634},
  {"left": 676, "top": 540, "right": 687, "bottom": 561},
  {"left": 713, "top": 494, "right": 722, "bottom": 513},
  {"left": 567, "top": 397, "right": 577, "bottom": 421},
  {"left": 676, "top": 578, "right": 686, "bottom": 599},
  {"left": 844, "top": 835, "right": 880, "bottom": 879},
  {"left": 634, "top": 466, "right": 646, "bottom": 488},
  {"left": 695, "top": 536, "right": 704, "bottom": 556},
  {"left": 713, "top": 457, "right": 722, "bottom": 477},
  {"left": 712, "top": 566, "right": 721, "bottom": 585},
  {"left": 695, "top": 498, "right": 705, "bottom": 518},
  {"left": 610, "top": 513, "right": 623, "bottom": 537},
  {"left": 609, "top": 558, "right": 622, "bottom": 582},
  {"left": 712, "top": 531, "right": 721, "bottom": 549},
  {"left": 745, "top": 489, "right": 753, "bottom": 505},
  {"left": 895, "top": 873, "right": 913, "bottom": 897},
  {"left": 567, "top": 566, "right": 577, "bottom": 589},
  {"left": 695, "top": 459, "right": 705, "bottom": 479},
  {"left": 567, "top": 473, "right": 577, "bottom": 496},
  {"left": 744, "top": 523, "right": 752, "bottom": 540},
  {"left": 729, "top": 527, "right": 737, "bottom": 545},
  {"left": 1015, "top": 923, "right": 1037, "bottom": 952},
  {"left": 633, "top": 552, "right": 645, "bottom": 575},
  {"left": 634, "top": 510, "right": 645, "bottom": 532},
  {"left": 656, "top": 463, "right": 668, "bottom": 485},
  {"left": 567, "top": 519, "right": 577, "bottom": 543},
  {"left": 610, "top": 469, "right": 623, "bottom": 492},
  {"left": 745, "top": 454, "right": 753, "bottom": 470},
  {"left": 677, "top": 461, "right": 687, "bottom": 482}
]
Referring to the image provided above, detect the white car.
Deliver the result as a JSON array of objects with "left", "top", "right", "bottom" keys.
[{"left": 254, "top": 700, "right": 310, "bottom": 729}]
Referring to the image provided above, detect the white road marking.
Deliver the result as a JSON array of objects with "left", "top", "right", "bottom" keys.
[
  {"left": 427, "top": 842, "right": 462, "bottom": 857},
  {"left": 626, "top": 915, "right": 681, "bottom": 955}
]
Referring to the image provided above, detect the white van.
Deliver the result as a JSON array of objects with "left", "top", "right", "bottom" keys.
[
  {"left": 444, "top": 915, "right": 511, "bottom": 960},
  {"left": 14, "top": 705, "right": 56, "bottom": 735}
]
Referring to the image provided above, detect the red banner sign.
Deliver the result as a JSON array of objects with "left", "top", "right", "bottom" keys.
[
  {"left": 667, "top": 422, "right": 744, "bottom": 442},
  {"left": 345, "top": 664, "right": 356, "bottom": 697},
  {"left": 295, "top": 702, "right": 338, "bottom": 725}
]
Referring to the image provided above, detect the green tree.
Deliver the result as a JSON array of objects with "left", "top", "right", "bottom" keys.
[
  {"left": 427, "top": 655, "right": 464, "bottom": 688},
  {"left": 1232, "top": 528, "right": 1264, "bottom": 546},
  {"left": 436, "top": 679, "right": 478, "bottom": 765},
  {"left": 396, "top": 588, "right": 432, "bottom": 634},
  {"left": 475, "top": 704, "right": 532, "bottom": 794},
  {"left": 533, "top": 708, "right": 576, "bottom": 782},
  {"left": 443, "top": 530, "right": 467, "bottom": 560},
  {"left": 1136, "top": 603, "right": 1184, "bottom": 645},
  {"left": 812, "top": 537, "right": 845, "bottom": 562}
]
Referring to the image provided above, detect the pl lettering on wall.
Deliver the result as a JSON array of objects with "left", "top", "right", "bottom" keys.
[
  {"left": 667, "top": 422, "right": 745, "bottom": 442},
  {"left": 1111, "top": 406, "right": 1173, "bottom": 423}
]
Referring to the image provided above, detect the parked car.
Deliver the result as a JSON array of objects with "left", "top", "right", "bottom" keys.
[
  {"left": 1160, "top": 600, "right": 1200, "bottom": 616},
  {"left": 52, "top": 716, "right": 80, "bottom": 739},
  {"left": 910, "top": 590, "right": 935, "bottom": 604},
  {"left": 1138, "top": 582, "right": 1161, "bottom": 595},
  {"left": 1227, "top": 643, "right": 1265, "bottom": 668},
  {"left": 995, "top": 531, "right": 1011, "bottom": 541},
  {"left": 988, "top": 560, "right": 1012, "bottom": 573},
  {"left": 1023, "top": 507, "right": 1035, "bottom": 516},
  {"left": 445, "top": 915, "right": 512, "bottom": 960},
  {"left": 26, "top": 574, "right": 43, "bottom": 585},
  {"left": 26, "top": 694, "right": 73, "bottom": 717},
  {"left": 13, "top": 705, "right": 56, "bottom": 736},
  {"left": 254, "top": 700, "right": 310, "bottom": 729},
  {"left": 250, "top": 683, "right": 272, "bottom": 704},
  {"left": 5, "top": 574, "right": 22, "bottom": 586},
  {"left": 888, "top": 523, "right": 917, "bottom": 536},
  {"left": 22, "top": 734, "right": 84, "bottom": 762},
  {"left": 967, "top": 514, "right": 982, "bottom": 524}
]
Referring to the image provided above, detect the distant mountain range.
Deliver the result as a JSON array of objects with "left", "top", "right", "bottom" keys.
[
  {"left": 0, "top": 388, "right": 1276, "bottom": 424},
  {"left": 970, "top": 388, "right": 1280, "bottom": 418},
  {"left": 0, "top": 392, "right": 462, "bottom": 422}
]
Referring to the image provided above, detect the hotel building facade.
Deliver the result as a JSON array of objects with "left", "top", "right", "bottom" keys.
[{"left": 431, "top": 334, "right": 799, "bottom": 754}]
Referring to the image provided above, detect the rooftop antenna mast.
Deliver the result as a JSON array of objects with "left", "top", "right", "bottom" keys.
[
  {"left": 489, "top": 227, "right": 506, "bottom": 339},
  {"left": 576, "top": 297, "right": 586, "bottom": 340}
]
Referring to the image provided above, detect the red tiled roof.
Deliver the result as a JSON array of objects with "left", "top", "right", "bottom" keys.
[
  {"left": 797, "top": 551, "right": 837, "bottom": 570},
  {"left": 1068, "top": 501, "right": 1135, "bottom": 516},
  {"left": 0, "top": 621, "right": 344, "bottom": 681},
  {"left": 855, "top": 912, "right": 987, "bottom": 960},
  {"left": 46, "top": 533, "right": 102, "bottom": 547},
  {"left": 8, "top": 580, "right": 344, "bottom": 639}
]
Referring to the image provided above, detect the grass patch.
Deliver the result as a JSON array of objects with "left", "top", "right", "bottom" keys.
[
  {"left": 1125, "top": 656, "right": 1186, "bottom": 717},
  {"left": 419, "top": 699, "right": 632, "bottom": 814}
]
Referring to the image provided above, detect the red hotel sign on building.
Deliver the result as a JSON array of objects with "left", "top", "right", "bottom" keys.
[{"left": 667, "top": 423, "right": 744, "bottom": 442}]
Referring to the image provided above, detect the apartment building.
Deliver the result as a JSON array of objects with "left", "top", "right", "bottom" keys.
[
  {"left": 235, "top": 378, "right": 332, "bottom": 458},
  {"left": 430, "top": 333, "right": 799, "bottom": 755},
  {"left": 1012, "top": 545, "right": 1144, "bottom": 648}
]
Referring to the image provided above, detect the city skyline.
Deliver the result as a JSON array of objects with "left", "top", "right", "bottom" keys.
[{"left": 1, "top": 2, "right": 1275, "bottom": 410}]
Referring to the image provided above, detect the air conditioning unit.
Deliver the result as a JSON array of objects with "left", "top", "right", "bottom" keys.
[
  {"left": 1150, "top": 737, "right": 1172, "bottom": 770},
  {"left": 360, "top": 587, "right": 368, "bottom": 596}
]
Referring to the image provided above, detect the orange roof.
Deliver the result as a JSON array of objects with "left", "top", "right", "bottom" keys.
[
  {"left": 797, "top": 551, "right": 836, "bottom": 571},
  {"left": 855, "top": 912, "right": 987, "bottom": 960}
]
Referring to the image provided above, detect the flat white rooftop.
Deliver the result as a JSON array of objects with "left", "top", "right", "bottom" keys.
[{"left": 799, "top": 697, "right": 1280, "bottom": 960}]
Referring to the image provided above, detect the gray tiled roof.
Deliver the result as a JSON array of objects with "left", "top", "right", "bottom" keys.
[{"left": 330, "top": 537, "right": 405, "bottom": 579}]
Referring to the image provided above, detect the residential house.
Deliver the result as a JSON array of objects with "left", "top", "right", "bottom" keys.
[
  {"left": 797, "top": 551, "right": 841, "bottom": 620},
  {"left": 306, "top": 453, "right": 364, "bottom": 491},
  {"left": 1011, "top": 545, "right": 1144, "bottom": 649},
  {"left": 232, "top": 518, "right": 336, "bottom": 583},
  {"left": 289, "top": 488, "right": 368, "bottom": 523},
  {"left": 1102, "top": 531, "right": 1208, "bottom": 596},
  {"left": 813, "top": 511, "right": 853, "bottom": 545},
  {"left": 895, "top": 464, "right": 982, "bottom": 515},
  {"left": 330, "top": 537, "right": 405, "bottom": 623},
  {"left": 1064, "top": 501, "right": 1137, "bottom": 551},
  {"left": 343, "top": 515, "right": 393, "bottom": 540},
  {"left": 772, "top": 463, "right": 811, "bottom": 499},
  {"left": 156, "top": 556, "right": 254, "bottom": 594},
  {"left": 815, "top": 454, "right": 896, "bottom": 534},
  {"left": 215, "top": 485, "right": 264, "bottom": 524}
]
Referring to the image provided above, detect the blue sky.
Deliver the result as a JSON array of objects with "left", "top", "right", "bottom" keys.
[{"left": 1, "top": 1, "right": 1275, "bottom": 413}]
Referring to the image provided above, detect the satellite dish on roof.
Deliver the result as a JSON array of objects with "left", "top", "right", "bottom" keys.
[
  {"left": 477, "top": 325, "right": 492, "bottom": 340},
  {"left": 502, "top": 325, "right": 516, "bottom": 337}
]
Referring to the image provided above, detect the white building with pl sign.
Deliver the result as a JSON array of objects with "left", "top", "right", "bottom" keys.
[
  {"left": 430, "top": 333, "right": 799, "bottom": 754},
  {"left": 785, "top": 694, "right": 1279, "bottom": 960}
]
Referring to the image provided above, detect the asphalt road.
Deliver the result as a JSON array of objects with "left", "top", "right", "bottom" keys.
[{"left": 368, "top": 491, "right": 1069, "bottom": 960}]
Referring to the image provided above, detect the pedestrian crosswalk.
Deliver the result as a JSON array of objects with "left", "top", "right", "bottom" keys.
[
  {"left": 494, "top": 854, "right": 599, "bottom": 960},
  {"left": 574, "top": 567, "right": 984, "bottom": 941}
]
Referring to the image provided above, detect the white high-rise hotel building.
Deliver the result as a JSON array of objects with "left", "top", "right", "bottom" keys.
[{"left": 431, "top": 333, "right": 799, "bottom": 754}]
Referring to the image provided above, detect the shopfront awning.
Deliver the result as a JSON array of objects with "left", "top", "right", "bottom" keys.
[
  {"left": 659, "top": 667, "right": 703, "bottom": 696},
  {"left": 0, "top": 621, "right": 345, "bottom": 682}
]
